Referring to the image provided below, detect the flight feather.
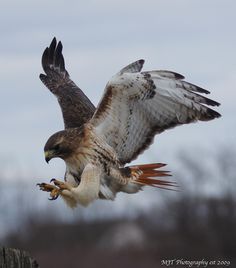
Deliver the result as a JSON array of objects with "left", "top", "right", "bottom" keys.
[{"left": 40, "top": 37, "right": 95, "bottom": 129}]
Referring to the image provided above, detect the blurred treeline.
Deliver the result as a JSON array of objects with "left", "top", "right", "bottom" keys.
[{"left": 0, "top": 148, "right": 235, "bottom": 268}]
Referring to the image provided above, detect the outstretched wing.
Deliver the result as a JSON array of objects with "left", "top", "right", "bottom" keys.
[
  {"left": 40, "top": 37, "right": 95, "bottom": 129},
  {"left": 90, "top": 59, "right": 221, "bottom": 164}
]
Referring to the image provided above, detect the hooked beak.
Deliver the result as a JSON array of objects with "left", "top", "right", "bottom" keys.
[{"left": 44, "top": 150, "right": 54, "bottom": 163}]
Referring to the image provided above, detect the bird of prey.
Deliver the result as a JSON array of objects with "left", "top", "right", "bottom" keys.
[{"left": 38, "top": 38, "right": 221, "bottom": 208}]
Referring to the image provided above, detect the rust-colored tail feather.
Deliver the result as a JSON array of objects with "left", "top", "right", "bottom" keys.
[{"left": 130, "top": 163, "right": 178, "bottom": 191}]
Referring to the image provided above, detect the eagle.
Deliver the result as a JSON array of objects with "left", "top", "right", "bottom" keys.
[{"left": 37, "top": 38, "right": 221, "bottom": 208}]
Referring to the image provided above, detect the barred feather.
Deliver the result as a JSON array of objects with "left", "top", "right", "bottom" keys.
[{"left": 91, "top": 60, "right": 221, "bottom": 164}]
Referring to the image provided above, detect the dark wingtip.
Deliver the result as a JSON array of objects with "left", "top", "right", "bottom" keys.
[
  {"left": 139, "top": 59, "right": 145, "bottom": 64},
  {"left": 207, "top": 99, "right": 221, "bottom": 107},
  {"left": 41, "top": 37, "right": 67, "bottom": 76},
  {"left": 211, "top": 110, "right": 221, "bottom": 118},
  {"left": 139, "top": 59, "right": 145, "bottom": 68},
  {"left": 39, "top": 73, "right": 45, "bottom": 80},
  {"left": 49, "top": 37, "right": 57, "bottom": 52},
  {"left": 203, "top": 108, "right": 221, "bottom": 121},
  {"left": 41, "top": 47, "right": 49, "bottom": 72},
  {"left": 55, "top": 40, "right": 63, "bottom": 67},
  {"left": 58, "top": 40, "right": 63, "bottom": 49},
  {"left": 173, "top": 72, "right": 185, "bottom": 80},
  {"left": 39, "top": 73, "right": 49, "bottom": 85},
  {"left": 196, "top": 86, "right": 210, "bottom": 94}
]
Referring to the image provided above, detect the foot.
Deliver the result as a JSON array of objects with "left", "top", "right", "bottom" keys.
[
  {"left": 37, "top": 182, "right": 60, "bottom": 200},
  {"left": 50, "top": 178, "right": 71, "bottom": 190},
  {"left": 37, "top": 179, "right": 72, "bottom": 200}
]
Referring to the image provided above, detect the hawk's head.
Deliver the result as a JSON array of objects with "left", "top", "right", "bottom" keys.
[{"left": 44, "top": 128, "right": 82, "bottom": 163}]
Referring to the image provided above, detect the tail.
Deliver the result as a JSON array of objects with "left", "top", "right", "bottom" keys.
[{"left": 129, "top": 163, "right": 177, "bottom": 191}]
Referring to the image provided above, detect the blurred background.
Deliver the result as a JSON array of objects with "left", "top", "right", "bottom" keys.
[{"left": 0, "top": 1, "right": 235, "bottom": 267}]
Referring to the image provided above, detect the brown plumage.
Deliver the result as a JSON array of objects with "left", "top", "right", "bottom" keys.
[
  {"left": 40, "top": 37, "right": 95, "bottom": 129},
  {"left": 38, "top": 38, "right": 221, "bottom": 208}
]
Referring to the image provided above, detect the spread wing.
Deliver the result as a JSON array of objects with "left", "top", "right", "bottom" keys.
[
  {"left": 40, "top": 37, "right": 95, "bottom": 129},
  {"left": 90, "top": 59, "right": 221, "bottom": 165}
]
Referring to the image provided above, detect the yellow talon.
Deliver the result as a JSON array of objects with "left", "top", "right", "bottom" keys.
[
  {"left": 37, "top": 179, "right": 71, "bottom": 200},
  {"left": 37, "top": 182, "right": 60, "bottom": 200},
  {"left": 51, "top": 178, "right": 72, "bottom": 190}
]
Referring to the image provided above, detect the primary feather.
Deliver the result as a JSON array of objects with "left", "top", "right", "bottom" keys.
[
  {"left": 91, "top": 59, "right": 221, "bottom": 164},
  {"left": 40, "top": 37, "right": 95, "bottom": 129}
]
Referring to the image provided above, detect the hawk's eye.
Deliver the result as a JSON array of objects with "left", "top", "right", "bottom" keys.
[{"left": 54, "top": 144, "right": 60, "bottom": 151}]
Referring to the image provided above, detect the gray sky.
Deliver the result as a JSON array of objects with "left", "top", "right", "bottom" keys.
[{"left": 0, "top": 0, "right": 235, "bottom": 182}]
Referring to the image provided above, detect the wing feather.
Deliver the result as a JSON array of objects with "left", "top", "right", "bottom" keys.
[
  {"left": 118, "top": 59, "right": 145, "bottom": 74},
  {"left": 40, "top": 37, "right": 95, "bottom": 129},
  {"left": 90, "top": 60, "right": 221, "bottom": 164}
]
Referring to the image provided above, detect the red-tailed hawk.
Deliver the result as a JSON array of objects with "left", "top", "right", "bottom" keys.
[{"left": 38, "top": 38, "right": 221, "bottom": 208}]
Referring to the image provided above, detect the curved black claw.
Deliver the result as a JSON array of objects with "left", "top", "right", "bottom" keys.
[{"left": 48, "top": 195, "right": 59, "bottom": 201}]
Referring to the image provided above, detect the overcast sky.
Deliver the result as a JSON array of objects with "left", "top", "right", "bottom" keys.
[{"left": 0, "top": 0, "right": 235, "bottom": 183}]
